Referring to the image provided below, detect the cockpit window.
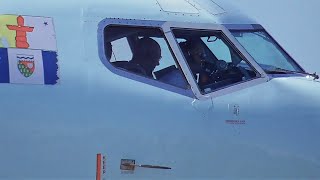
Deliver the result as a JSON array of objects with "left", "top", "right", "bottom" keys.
[
  {"left": 172, "top": 29, "right": 259, "bottom": 94},
  {"left": 104, "top": 26, "right": 189, "bottom": 89},
  {"left": 231, "top": 30, "right": 304, "bottom": 73}
]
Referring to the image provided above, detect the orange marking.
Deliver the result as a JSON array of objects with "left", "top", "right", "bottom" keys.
[
  {"left": 96, "top": 154, "right": 102, "bottom": 180},
  {"left": 6, "top": 16, "right": 34, "bottom": 48}
]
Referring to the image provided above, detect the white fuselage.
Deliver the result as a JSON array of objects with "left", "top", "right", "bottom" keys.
[{"left": 0, "top": 0, "right": 320, "bottom": 179}]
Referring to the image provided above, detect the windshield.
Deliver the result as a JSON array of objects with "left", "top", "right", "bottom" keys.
[
  {"left": 172, "top": 28, "right": 259, "bottom": 94},
  {"left": 231, "top": 30, "right": 304, "bottom": 73}
]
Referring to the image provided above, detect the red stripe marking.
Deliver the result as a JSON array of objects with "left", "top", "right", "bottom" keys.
[{"left": 96, "top": 154, "right": 102, "bottom": 180}]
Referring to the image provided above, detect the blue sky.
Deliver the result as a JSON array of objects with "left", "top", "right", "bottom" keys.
[{"left": 230, "top": 0, "right": 320, "bottom": 73}]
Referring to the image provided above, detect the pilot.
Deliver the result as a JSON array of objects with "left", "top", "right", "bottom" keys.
[
  {"left": 184, "top": 39, "right": 212, "bottom": 86},
  {"left": 128, "top": 37, "right": 162, "bottom": 78},
  {"left": 185, "top": 39, "right": 247, "bottom": 90}
]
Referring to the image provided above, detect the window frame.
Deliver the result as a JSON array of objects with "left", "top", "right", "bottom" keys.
[
  {"left": 97, "top": 18, "right": 194, "bottom": 98},
  {"left": 162, "top": 22, "right": 269, "bottom": 100}
]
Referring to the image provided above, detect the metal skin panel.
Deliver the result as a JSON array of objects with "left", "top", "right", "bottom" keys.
[
  {"left": 82, "top": 0, "right": 257, "bottom": 25},
  {"left": 192, "top": 0, "right": 226, "bottom": 15},
  {"left": 156, "top": 0, "right": 200, "bottom": 14}
]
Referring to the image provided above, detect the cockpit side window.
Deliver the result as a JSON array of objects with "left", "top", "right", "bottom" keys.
[
  {"left": 172, "top": 29, "right": 260, "bottom": 94},
  {"left": 103, "top": 26, "right": 190, "bottom": 92}
]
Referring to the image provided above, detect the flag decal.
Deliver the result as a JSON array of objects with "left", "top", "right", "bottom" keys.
[{"left": 0, "top": 14, "right": 59, "bottom": 85}]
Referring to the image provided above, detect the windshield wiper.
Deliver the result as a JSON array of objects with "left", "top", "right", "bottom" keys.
[
  {"left": 266, "top": 68, "right": 319, "bottom": 80},
  {"left": 308, "top": 72, "right": 319, "bottom": 80},
  {"left": 265, "top": 68, "right": 297, "bottom": 75}
]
